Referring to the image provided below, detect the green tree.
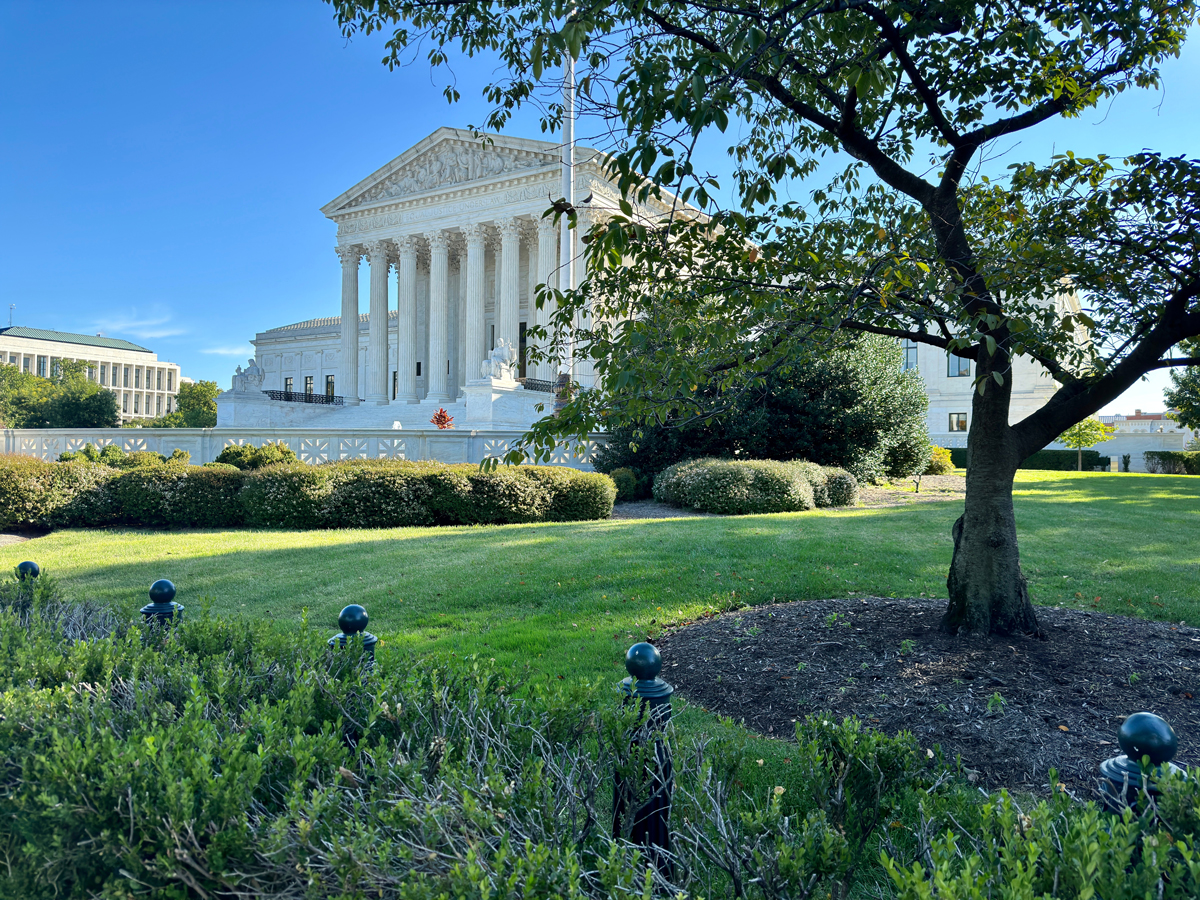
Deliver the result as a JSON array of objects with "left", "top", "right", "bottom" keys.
[
  {"left": 594, "top": 334, "right": 929, "bottom": 483},
  {"left": 1165, "top": 339, "right": 1200, "bottom": 431},
  {"left": 1056, "top": 417, "right": 1115, "bottom": 471},
  {"left": 147, "top": 380, "right": 219, "bottom": 428},
  {"left": 330, "top": 0, "right": 1200, "bottom": 636},
  {"left": 0, "top": 360, "right": 118, "bottom": 428}
]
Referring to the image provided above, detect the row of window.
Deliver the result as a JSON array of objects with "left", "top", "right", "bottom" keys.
[
  {"left": 3, "top": 354, "right": 175, "bottom": 391},
  {"left": 899, "top": 340, "right": 972, "bottom": 377},
  {"left": 119, "top": 393, "right": 174, "bottom": 416}
]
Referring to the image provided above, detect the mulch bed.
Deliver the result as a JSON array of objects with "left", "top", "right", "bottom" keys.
[{"left": 656, "top": 597, "right": 1200, "bottom": 796}]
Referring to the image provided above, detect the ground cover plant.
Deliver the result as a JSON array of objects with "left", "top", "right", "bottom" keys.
[{"left": 5, "top": 568, "right": 1200, "bottom": 898}]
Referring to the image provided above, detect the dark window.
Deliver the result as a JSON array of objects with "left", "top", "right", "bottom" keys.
[
  {"left": 156, "top": 370, "right": 163, "bottom": 390},
  {"left": 949, "top": 413, "right": 967, "bottom": 432},
  {"left": 122, "top": 393, "right": 128, "bottom": 413},
  {"left": 948, "top": 355, "right": 970, "bottom": 378},
  {"left": 416, "top": 361, "right": 422, "bottom": 377},
  {"left": 156, "top": 396, "right": 162, "bottom": 415},
  {"left": 100, "top": 364, "right": 107, "bottom": 385},
  {"left": 519, "top": 322, "right": 527, "bottom": 378},
  {"left": 284, "top": 377, "right": 293, "bottom": 393},
  {"left": 167, "top": 371, "right": 173, "bottom": 391},
  {"left": 123, "top": 366, "right": 130, "bottom": 387},
  {"left": 304, "top": 376, "right": 314, "bottom": 395},
  {"left": 901, "top": 339, "right": 918, "bottom": 371},
  {"left": 325, "top": 374, "right": 335, "bottom": 397},
  {"left": 392, "top": 371, "right": 397, "bottom": 399}
]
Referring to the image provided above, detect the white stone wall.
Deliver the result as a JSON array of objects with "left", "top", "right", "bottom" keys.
[{"left": 2, "top": 428, "right": 599, "bottom": 470}]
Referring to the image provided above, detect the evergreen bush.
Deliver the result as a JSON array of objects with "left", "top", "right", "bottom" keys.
[
  {"left": 653, "top": 458, "right": 816, "bottom": 514},
  {"left": 950, "top": 448, "right": 1113, "bottom": 471},
  {"left": 1144, "top": 450, "right": 1200, "bottom": 474},
  {"left": 822, "top": 467, "right": 860, "bottom": 507},
  {"left": 609, "top": 466, "right": 638, "bottom": 502},
  {"left": 214, "top": 440, "right": 298, "bottom": 470}
]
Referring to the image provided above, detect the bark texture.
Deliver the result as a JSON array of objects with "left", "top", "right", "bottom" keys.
[{"left": 940, "top": 367, "right": 1042, "bottom": 637}]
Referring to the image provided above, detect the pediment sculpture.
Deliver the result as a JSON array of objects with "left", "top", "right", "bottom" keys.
[{"left": 348, "top": 145, "right": 548, "bottom": 208}]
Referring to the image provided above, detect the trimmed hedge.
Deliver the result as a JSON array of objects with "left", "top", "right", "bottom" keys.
[
  {"left": 947, "top": 447, "right": 1112, "bottom": 471},
  {"left": 1144, "top": 450, "right": 1200, "bottom": 474},
  {"left": 0, "top": 456, "right": 614, "bottom": 529},
  {"left": 653, "top": 458, "right": 819, "bottom": 515}
]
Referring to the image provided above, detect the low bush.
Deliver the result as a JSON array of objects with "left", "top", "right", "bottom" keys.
[
  {"left": 654, "top": 458, "right": 815, "bottom": 515},
  {"left": 609, "top": 466, "right": 638, "bottom": 502},
  {"left": 215, "top": 440, "right": 298, "bottom": 470},
  {"left": 0, "top": 455, "right": 616, "bottom": 530},
  {"left": 924, "top": 445, "right": 954, "bottom": 475},
  {"left": 1144, "top": 450, "right": 1200, "bottom": 475},
  {"left": 823, "top": 467, "right": 859, "bottom": 507},
  {"left": 950, "top": 448, "right": 1112, "bottom": 471}
]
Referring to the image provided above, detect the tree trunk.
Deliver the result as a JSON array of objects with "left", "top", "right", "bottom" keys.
[
  {"left": 1077, "top": 447, "right": 1082, "bottom": 471},
  {"left": 940, "top": 361, "right": 1042, "bottom": 637}
]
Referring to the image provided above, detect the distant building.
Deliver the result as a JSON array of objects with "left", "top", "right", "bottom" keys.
[{"left": 0, "top": 327, "right": 183, "bottom": 424}]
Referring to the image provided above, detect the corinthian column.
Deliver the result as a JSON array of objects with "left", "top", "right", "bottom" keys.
[
  {"left": 425, "top": 230, "right": 453, "bottom": 402},
  {"left": 363, "top": 240, "right": 392, "bottom": 405},
  {"left": 498, "top": 218, "right": 521, "bottom": 356},
  {"left": 394, "top": 236, "right": 419, "bottom": 403},
  {"left": 463, "top": 224, "right": 486, "bottom": 380},
  {"left": 336, "top": 244, "right": 362, "bottom": 405},
  {"left": 536, "top": 218, "right": 558, "bottom": 380}
]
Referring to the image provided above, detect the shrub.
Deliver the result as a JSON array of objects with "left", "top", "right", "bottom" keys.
[
  {"left": 924, "top": 445, "right": 954, "bottom": 475},
  {"left": 202, "top": 461, "right": 241, "bottom": 472},
  {"left": 654, "top": 457, "right": 815, "bottom": 514},
  {"left": 593, "top": 333, "right": 931, "bottom": 485},
  {"left": 951, "top": 448, "right": 1113, "bottom": 471},
  {"left": 609, "top": 466, "right": 638, "bottom": 502},
  {"left": 1144, "top": 450, "right": 1200, "bottom": 474},
  {"left": 526, "top": 467, "right": 617, "bottom": 521},
  {"left": 0, "top": 455, "right": 107, "bottom": 528},
  {"left": 239, "top": 462, "right": 334, "bottom": 528},
  {"left": 215, "top": 440, "right": 298, "bottom": 470},
  {"left": 319, "top": 460, "right": 437, "bottom": 528},
  {"left": 1121, "top": 453, "right": 1131, "bottom": 472},
  {"left": 822, "top": 467, "right": 859, "bottom": 507}
]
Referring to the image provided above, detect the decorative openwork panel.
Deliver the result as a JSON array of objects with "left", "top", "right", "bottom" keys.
[
  {"left": 377, "top": 439, "right": 406, "bottom": 460},
  {"left": 339, "top": 438, "right": 369, "bottom": 459},
  {"left": 298, "top": 438, "right": 330, "bottom": 464},
  {"left": 122, "top": 437, "right": 149, "bottom": 452}
]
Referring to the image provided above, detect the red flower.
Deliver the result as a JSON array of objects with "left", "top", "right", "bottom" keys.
[{"left": 430, "top": 408, "right": 455, "bottom": 429}]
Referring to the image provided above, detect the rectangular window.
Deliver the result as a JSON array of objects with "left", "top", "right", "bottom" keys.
[
  {"left": 133, "top": 394, "right": 140, "bottom": 414},
  {"left": 167, "top": 371, "right": 173, "bottom": 391},
  {"left": 325, "top": 374, "right": 335, "bottom": 397},
  {"left": 304, "top": 376, "right": 314, "bottom": 395},
  {"left": 123, "top": 366, "right": 130, "bottom": 387},
  {"left": 7, "top": 355, "right": 15, "bottom": 365},
  {"left": 416, "top": 361, "right": 422, "bottom": 377},
  {"left": 156, "top": 370, "right": 163, "bottom": 390},
  {"left": 49, "top": 357, "right": 58, "bottom": 377},
  {"left": 166, "top": 396, "right": 173, "bottom": 413},
  {"left": 134, "top": 368, "right": 141, "bottom": 388},
  {"left": 949, "top": 413, "right": 968, "bottom": 432},
  {"left": 87, "top": 365, "right": 95, "bottom": 380},
  {"left": 947, "top": 355, "right": 970, "bottom": 378},
  {"left": 392, "top": 371, "right": 397, "bottom": 399},
  {"left": 22, "top": 357, "right": 30, "bottom": 373},
  {"left": 37, "top": 356, "right": 47, "bottom": 377},
  {"left": 122, "top": 393, "right": 129, "bottom": 413},
  {"left": 901, "top": 339, "right": 918, "bottom": 371},
  {"left": 284, "top": 376, "right": 293, "bottom": 393},
  {"left": 156, "top": 395, "right": 162, "bottom": 416},
  {"left": 100, "top": 364, "right": 107, "bottom": 385}
]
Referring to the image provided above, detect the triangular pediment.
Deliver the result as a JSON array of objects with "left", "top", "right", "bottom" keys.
[{"left": 322, "top": 128, "right": 560, "bottom": 217}]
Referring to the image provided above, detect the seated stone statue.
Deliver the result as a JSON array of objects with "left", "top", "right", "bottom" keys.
[{"left": 480, "top": 339, "right": 518, "bottom": 381}]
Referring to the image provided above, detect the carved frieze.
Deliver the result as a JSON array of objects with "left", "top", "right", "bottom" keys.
[
  {"left": 346, "top": 144, "right": 552, "bottom": 209},
  {"left": 335, "top": 184, "right": 556, "bottom": 236}
]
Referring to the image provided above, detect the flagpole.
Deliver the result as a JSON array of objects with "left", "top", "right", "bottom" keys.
[{"left": 559, "top": 40, "right": 576, "bottom": 379}]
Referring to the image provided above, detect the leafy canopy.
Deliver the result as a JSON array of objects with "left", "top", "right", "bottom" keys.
[
  {"left": 146, "top": 380, "right": 219, "bottom": 428},
  {"left": 0, "top": 360, "right": 119, "bottom": 429},
  {"left": 329, "top": 0, "right": 1200, "bottom": 469},
  {"left": 1056, "top": 416, "right": 1114, "bottom": 451}
]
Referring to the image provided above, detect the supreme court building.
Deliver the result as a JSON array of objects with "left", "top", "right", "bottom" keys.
[{"left": 217, "top": 128, "right": 628, "bottom": 431}]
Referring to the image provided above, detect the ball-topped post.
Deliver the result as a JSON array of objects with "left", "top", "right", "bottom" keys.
[
  {"left": 614, "top": 641, "right": 674, "bottom": 879},
  {"left": 140, "top": 578, "right": 184, "bottom": 626},
  {"left": 1100, "top": 712, "right": 1183, "bottom": 812},
  {"left": 328, "top": 604, "right": 378, "bottom": 668},
  {"left": 16, "top": 561, "right": 39, "bottom": 581}
]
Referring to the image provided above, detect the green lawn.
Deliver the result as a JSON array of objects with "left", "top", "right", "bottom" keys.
[{"left": 7, "top": 470, "right": 1198, "bottom": 685}]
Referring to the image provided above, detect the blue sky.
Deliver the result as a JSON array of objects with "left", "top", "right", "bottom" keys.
[{"left": 2, "top": 2, "right": 1196, "bottom": 414}]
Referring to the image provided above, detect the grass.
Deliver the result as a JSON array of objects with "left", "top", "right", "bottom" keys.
[{"left": 7, "top": 470, "right": 1199, "bottom": 682}]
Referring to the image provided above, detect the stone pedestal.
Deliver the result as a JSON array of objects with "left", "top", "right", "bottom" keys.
[
  {"left": 462, "top": 378, "right": 549, "bottom": 428},
  {"left": 216, "top": 389, "right": 271, "bottom": 427}
]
